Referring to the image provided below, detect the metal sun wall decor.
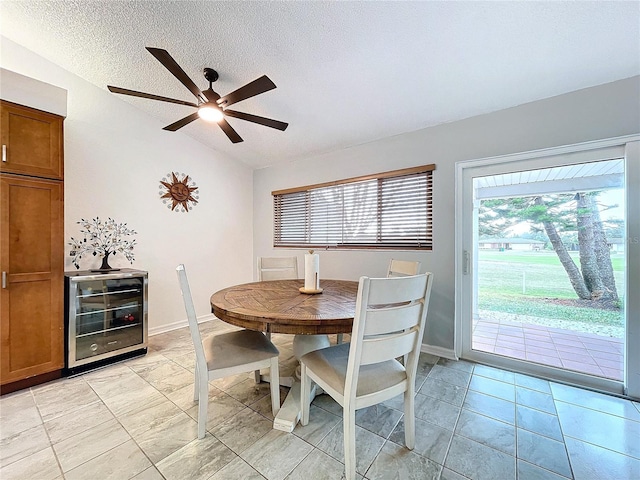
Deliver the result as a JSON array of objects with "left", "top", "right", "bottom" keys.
[{"left": 159, "top": 172, "right": 200, "bottom": 212}]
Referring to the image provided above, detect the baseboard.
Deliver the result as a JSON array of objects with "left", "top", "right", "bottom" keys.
[
  {"left": 148, "top": 314, "right": 216, "bottom": 336},
  {"left": 1, "top": 369, "right": 62, "bottom": 395},
  {"left": 421, "top": 343, "right": 458, "bottom": 361}
]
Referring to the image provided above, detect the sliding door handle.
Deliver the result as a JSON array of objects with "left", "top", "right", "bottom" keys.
[{"left": 462, "top": 251, "right": 470, "bottom": 275}]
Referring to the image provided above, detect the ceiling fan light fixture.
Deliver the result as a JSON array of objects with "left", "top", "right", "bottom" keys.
[
  {"left": 198, "top": 103, "right": 224, "bottom": 122},
  {"left": 108, "top": 48, "right": 286, "bottom": 142}
]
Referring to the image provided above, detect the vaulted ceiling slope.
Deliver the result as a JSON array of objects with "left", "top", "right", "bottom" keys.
[{"left": 1, "top": 1, "right": 638, "bottom": 169}]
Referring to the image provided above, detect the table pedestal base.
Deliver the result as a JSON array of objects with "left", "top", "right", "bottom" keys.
[
  {"left": 257, "top": 372, "right": 293, "bottom": 388},
  {"left": 272, "top": 334, "right": 330, "bottom": 432}
]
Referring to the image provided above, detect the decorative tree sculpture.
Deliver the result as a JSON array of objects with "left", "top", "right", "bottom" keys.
[{"left": 69, "top": 217, "right": 137, "bottom": 271}]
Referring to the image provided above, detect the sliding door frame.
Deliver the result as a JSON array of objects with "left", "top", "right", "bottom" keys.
[{"left": 454, "top": 135, "right": 640, "bottom": 399}]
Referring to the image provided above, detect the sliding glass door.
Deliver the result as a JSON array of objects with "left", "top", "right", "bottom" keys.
[{"left": 455, "top": 137, "right": 639, "bottom": 398}]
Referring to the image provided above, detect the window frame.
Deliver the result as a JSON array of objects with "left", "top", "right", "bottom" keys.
[{"left": 272, "top": 164, "right": 435, "bottom": 250}]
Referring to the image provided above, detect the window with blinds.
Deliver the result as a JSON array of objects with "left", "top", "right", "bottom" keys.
[{"left": 272, "top": 164, "right": 434, "bottom": 250}]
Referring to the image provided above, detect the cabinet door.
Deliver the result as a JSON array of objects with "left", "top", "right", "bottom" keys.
[
  {"left": 0, "top": 100, "right": 64, "bottom": 180},
  {"left": 1, "top": 174, "right": 64, "bottom": 384}
]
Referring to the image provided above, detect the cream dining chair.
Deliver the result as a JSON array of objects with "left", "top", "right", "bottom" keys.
[
  {"left": 257, "top": 256, "right": 299, "bottom": 281},
  {"left": 176, "top": 264, "right": 280, "bottom": 439},
  {"left": 254, "top": 256, "right": 298, "bottom": 380},
  {"left": 335, "top": 259, "right": 421, "bottom": 345},
  {"left": 300, "top": 273, "right": 433, "bottom": 480},
  {"left": 387, "top": 258, "right": 422, "bottom": 277}
]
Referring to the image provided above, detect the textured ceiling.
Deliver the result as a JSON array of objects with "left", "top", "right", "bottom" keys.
[{"left": 1, "top": 1, "right": 639, "bottom": 169}]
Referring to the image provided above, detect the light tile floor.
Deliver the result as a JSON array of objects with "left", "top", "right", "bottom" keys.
[{"left": 1, "top": 320, "right": 639, "bottom": 480}]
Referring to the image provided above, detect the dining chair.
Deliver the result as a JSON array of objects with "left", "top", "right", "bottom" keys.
[
  {"left": 387, "top": 258, "right": 422, "bottom": 277},
  {"left": 336, "top": 259, "right": 421, "bottom": 345},
  {"left": 176, "top": 264, "right": 281, "bottom": 439},
  {"left": 257, "top": 256, "right": 299, "bottom": 281},
  {"left": 300, "top": 273, "right": 433, "bottom": 480},
  {"left": 255, "top": 256, "right": 299, "bottom": 380}
]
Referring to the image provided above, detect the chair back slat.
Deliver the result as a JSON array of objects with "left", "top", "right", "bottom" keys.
[
  {"left": 360, "top": 330, "right": 418, "bottom": 365},
  {"left": 367, "top": 274, "right": 428, "bottom": 305},
  {"left": 363, "top": 302, "right": 423, "bottom": 336},
  {"left": 387, "top": 259, "right": 421, "bottom": 278},
  {"left": 258, "top": 256, "right": 298, "bottom": 281},
  {"left": 176, "top": 264, "right": 207, "bottom": 372}
]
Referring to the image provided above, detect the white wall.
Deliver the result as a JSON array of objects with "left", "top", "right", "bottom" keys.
[
  {"left": 254, "top": 76, "right": 640, "bottom": 356},
  {"left": 0, "top": 68, "right": 67, "bottom": 116},
  {"left": 1, "top": 37, "right": 255, "bottom": 334}
]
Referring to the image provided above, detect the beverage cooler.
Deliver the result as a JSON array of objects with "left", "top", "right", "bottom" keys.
[{"left": 64, "top": 269, "right": 148, "bottom": 373}]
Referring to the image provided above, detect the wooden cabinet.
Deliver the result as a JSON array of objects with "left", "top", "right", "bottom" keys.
[
  {"left": 0, "top": 100, "right": 63, "bottom": 180},
  {"left": 0, "top": 101, "right": 64, "bottom": 392}
]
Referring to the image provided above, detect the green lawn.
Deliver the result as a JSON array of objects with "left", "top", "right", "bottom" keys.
[
  {"left": 480, "top": 250, "right": 625, "bottom": 270},
  {"left": 478, "top": 249, "right": 624, "bottom": 325}
]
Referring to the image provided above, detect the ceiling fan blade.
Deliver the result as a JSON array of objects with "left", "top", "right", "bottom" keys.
[
  {"left": 163, "top": 112, "right": 200, "bottom": 131},
  {"left": 217, "top": 75, "right": 276, "bottom": 108},
  {"left": 223, "top": 109, "right": 288, "bottom": 131},
  {"left": 107, "top": 86, "right": 199, "bottom": 107},
  {"left": 146, "top": 47, "right": 205, "bottom": 102},
  {"left": 218, "top": 118, "right": 243, "bottom": 143}
]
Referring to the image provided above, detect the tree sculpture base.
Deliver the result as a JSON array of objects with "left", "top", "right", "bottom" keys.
[{"left": 90, "top": 252, "right": 121, "bottom": 273}]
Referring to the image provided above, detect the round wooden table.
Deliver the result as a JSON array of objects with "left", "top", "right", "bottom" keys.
[
  {"left": 210, "top": 279, "right": 358, "bottom": 335},
  {"left": 210, "top": 278, "right": 359, "bottom": 432}
]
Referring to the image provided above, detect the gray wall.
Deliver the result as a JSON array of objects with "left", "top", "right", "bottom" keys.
[{"left": 253, "top": 76, "right": 640, "bottom": 356}]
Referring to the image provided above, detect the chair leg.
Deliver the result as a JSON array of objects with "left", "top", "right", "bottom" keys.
[
  {"left": 193, "top": 365, "right": 199, "bottom": 402},
  {"left": 269, "top": 356, "right": 280, "bottom": 416},
  {"left": 404, "top": 384, "right": 415, "bottom": 450},
  {"left": 336, "top": 333, "right": 344, "bottom": 344},
  {"left": 300, "top": 363, "right": 310, "bottom": 426},
  {"left": 197, "top": 373, "right": 208, "bottom": 439},
  {"left": 343, "top": 407, "right": 357, "bottom": 480},
  {"left": 255, "top": 332, "right": 272, "bottom": 383}
]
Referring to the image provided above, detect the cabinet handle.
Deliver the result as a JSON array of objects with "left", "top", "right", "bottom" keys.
[
  {"left": 2, "top": 145, "right": 6, "bottom": 162},
  {"left": 1, "top": 272, "right": 6, "bottom": 289}
]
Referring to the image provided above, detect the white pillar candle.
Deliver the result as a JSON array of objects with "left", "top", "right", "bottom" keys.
[{"left": 304, "top": 250, "right": 320, "bottom": 291}]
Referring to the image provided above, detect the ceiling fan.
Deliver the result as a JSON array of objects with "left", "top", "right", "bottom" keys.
[{"left": 107, "top": 47, "right": 288, "bottom": 143}]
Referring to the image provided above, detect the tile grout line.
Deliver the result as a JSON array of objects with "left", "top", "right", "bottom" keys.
[
  {"left": 28, "top": 383, "right": 65, "bottom": 478},
  {"left": 550, "top": 388, "right": 577, "bottom": 480},
  {"left": 435, "top": 361, "right": 474, "bottom": 479},
  {"left": 86, "top": 366, "right": 158, "bottom": 479}
]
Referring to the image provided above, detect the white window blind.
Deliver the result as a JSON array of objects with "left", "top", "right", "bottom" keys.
[{"left": 273, "top": 164, "right": 434, "bottom": 250}]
